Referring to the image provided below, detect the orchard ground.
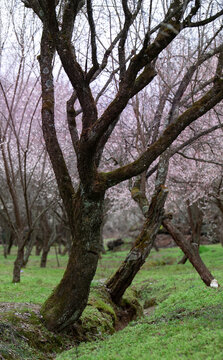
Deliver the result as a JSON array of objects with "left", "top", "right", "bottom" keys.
[{"left": 0, "top": 242, "right": 223, "bottom": 359}]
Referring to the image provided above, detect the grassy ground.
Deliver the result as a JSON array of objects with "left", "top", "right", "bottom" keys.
[{"left": 0, "top": 244, "right": 223, "bottom": 359}]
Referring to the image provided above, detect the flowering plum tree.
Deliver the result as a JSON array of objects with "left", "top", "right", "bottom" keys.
[
  {"left": 19, "top": 0, "right": 223, "bottom": 331},
  {"left": 106, "top": 45, "right": 223, "bottom": 301}
]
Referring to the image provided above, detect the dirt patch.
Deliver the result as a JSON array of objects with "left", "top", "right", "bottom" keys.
[
  {"left": 115, "top": 305, "right": 138, "bottom": 331},
  {"left": 143, "top": 305, "right": 156, "bottom": 317},
  {"left": 0, "top": 302, "right": 41, "bottom": 314}
]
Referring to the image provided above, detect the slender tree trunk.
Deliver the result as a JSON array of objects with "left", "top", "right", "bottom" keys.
[
  {"left": 40, "top": 219, "right": 57, "bottom": 268},
  {"left": 163, "top": 218, "right": 218, "bottom": 287},
  {"left": 215, "top": 197, "right": 223, "bottom": 246},
  {"left": 13, "top": 229, "right": 32, "bottom": 282},
  {"left": 218, "top": 217, "right": 223, "bottom": 247},
  {"left": 7, "top": 233, "right": 14, "bottom": 255},
  {"left": 40, "top": 190, "right": 105, "bottom": 331},
  {"left": 23, "top": 234, "right": 36, "bottom": 267},
  {"left": 99, "top": 215, "right": 106, "bottom": 255},
  {"left": 106, "top": 186, "right": 168, "bottom": 304},
  {"left": 55, "top": 245, "right": 60, "bottom": 267},
  {"left": 3, "top": 246, "right": 7, "bottom": 259},
  {"left": 35, "top": 243, "right": 42, "bottom": 256},
  {"left": 2, "top": 238, "right": 7, "bottom": 259},
  {"left": 40, "top": 234, "right": 51, "bottom": 268},
  {"left": 13, "top": 242, "right": 25, "bottom": 283},
  {"left": 153, "top": 242, "right": 159, "bottom": 252},
  {"left": 178, "top": 200, "right": 203, "bottom": 264},
  {"left": 40, "top": 248, "right": 50, "bottom": 268},
  {"left": 178, "top": 253, "right": 188, "bottom": 265}
]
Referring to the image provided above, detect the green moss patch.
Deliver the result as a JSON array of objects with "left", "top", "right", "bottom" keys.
[
  {"left": 70, "top": 285, "right": 143, "bottom": 341},
  {"left": 0, "top": 304, "right": 73, "bottom": 359}
]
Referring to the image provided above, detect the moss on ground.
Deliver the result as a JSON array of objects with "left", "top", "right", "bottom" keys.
[
  {"left": 0, "top": 285, "right": 143, "bottom": 359},
  {"left": 64, "top": 285, "right": 143, "bottom": 341},
  {"left": 0, "top": 304, "right": 73, "bottom": 359}
]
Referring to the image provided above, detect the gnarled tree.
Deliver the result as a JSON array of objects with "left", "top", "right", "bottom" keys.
[{"left": 21, "top": 0, "right": 223, "bottom": 331}]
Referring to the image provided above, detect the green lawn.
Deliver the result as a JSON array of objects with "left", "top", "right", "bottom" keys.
[{"left": 0, "top": 244, "right": 223, "bottom": 359}]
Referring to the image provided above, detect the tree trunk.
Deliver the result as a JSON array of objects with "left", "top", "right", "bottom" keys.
[
  {"left": 40, "top": 234, "right": 51, "bottom": 268},
  {"left": 35, "top": 244, "right": 42, "bottom": 256},
  {"left": 40, "top": 248, "right": 49, "bottom": 268},
  {"left": 7, "top": 234, "right": 14, "bottom": 255},
  {"left": 12, "top": 229, "right": 32, "bottom": 283},
  {"left": 106, "top": 186, "right": 168, "bottom": 304},
  {"left": 215, "top": 196, "right": 223, "bottom": 246},
  {"left": 153, "top": 241, "right": 159, "bottom": 252},
  {"left": 55, "top": 245, "right": 60, "bottom": 267},
  {"left": 23, "top": 234, "right": 36, "bottom": 267},
  {"left": 40, "top": 190, "right": 104, "bottom": 331},
  {"left": 13, "top": 244, "right": 25, "bottom": 283},
  {"left": 163, "top": 218, "right": 218, "bottom": 287},
  {"left": 178, "top": 200, "right": 203, "bottom": 264},
  {"left": 2, "top": 236, "right": 8, "bottom": 259},
  {"left": 178, "top": 253, "right": 188, "bottom": 264}
]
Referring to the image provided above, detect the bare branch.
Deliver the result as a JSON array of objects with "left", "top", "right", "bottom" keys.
[
  {"left": 177, "top": 151, "right": 223, "bottom": 167},
  {"left": 67, "top": 91, "right": 80, "bottom": 154},
  {"left": 86, "top": 0, "right": 99, "bottom": 71},
  {"left": 185, "top": 9, "right": 223, "bottom": 28}
]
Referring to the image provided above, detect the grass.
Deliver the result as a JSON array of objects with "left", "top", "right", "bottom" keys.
[
  {"left": 1, "top": 244, "right": 223, "bottom": 359},
  {"left": 0, "top": 251, "right": 67, "bottom": 304},
  {"left": 63, "top": 316, "right": 223, "bottom": 360}
]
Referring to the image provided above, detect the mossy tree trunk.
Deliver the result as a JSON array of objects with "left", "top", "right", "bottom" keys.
[
  {"left": 106, "top": 186, "right": 168, "bottom": 304},
  {"left": 40, "top": 189, "right": 105, "bottom": 331},
  {"left": 38, "top": 27, "right": 106, "bottom": 331}
]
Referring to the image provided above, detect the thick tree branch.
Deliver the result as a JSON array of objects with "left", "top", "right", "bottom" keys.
[
  {"left": 61, "top": 0, "right": 84, "bottom": 39},
  {"left": 39, "top": 26, "right": 75, "bottom": 221},
  {"left": 94, "top": 80, "right": 223, "bottom": 191},
  {"left": 85, "top": 1, "right": 202, "bottom": 148},
  {"left": 163, "top": 218, "right": 218, "bottom": 287},
  {"left": 37, "top": 0, "right": 98, "bottom": 132}
]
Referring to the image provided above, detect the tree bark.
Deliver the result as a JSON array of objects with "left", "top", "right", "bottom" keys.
[
  {"left": 35, "top": 238, "right": 43, "bottom": 256},
  {"left": 23, "top": 233, "right": 36, "bottom": 267},
  {"left": 13, "top": 243, "right": 25, "bottom": 283},
  {"left": 12, "top": 229, "right": 31, "bottom": 283},
  {"left": 40, "top": 190, "right": 104, "bottom": 331},
  {"left": 7, "top": 233, "right": 14, "bottom": 255},
  {"left": 178, "top": 200, "right": 203, "bottom": 264},
  {"left": 40, "top": 249, "right": 49, "bottom": 268},
  {"left": 163, "top": 218, "right": 218, "bottom": 287},
  {"left": 106, "top": 186, "right": 168, "bottom": 304}
]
